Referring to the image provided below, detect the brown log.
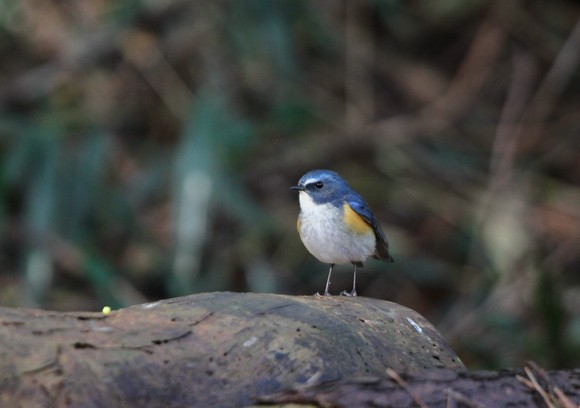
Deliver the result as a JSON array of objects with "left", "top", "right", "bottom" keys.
[
  {"left": 255, "top": 363, "right": 580, "bottom": 408},
  {"left": 0, "top": 292, "right": 462, "bottom": 407}
]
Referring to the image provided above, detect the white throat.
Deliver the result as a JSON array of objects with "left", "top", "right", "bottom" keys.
[{"left": 298, "top": 191, "right": 320, "bottom": 214}]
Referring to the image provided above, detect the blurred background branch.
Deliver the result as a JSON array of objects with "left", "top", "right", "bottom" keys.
[{"left": 0, "top": 0, "right": 579, "bottom": 370}]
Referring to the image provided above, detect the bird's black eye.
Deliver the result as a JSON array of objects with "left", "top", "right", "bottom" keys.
[{"left": 314, "top": 182, "right": 324, "bottom": 189}]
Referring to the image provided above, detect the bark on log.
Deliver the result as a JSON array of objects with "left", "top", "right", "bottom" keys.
[
  {"left": 255, "top": 364, "right": 580, "bottom": 407},
  {"left": 0, "top": 292, "right": 462, "bottom": 407}
]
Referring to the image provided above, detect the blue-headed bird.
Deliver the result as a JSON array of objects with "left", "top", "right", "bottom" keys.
[{"left": 291, "top": 169, "right": 394, "bottom": 296}]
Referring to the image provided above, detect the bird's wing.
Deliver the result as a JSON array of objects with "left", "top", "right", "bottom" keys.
[{"left": 345, "top": 194, "right": 394, "bottom": 262}]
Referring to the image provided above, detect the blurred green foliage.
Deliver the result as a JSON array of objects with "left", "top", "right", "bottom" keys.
[{"left": 0, "top": 0, "right": 579, "bottom": 370}]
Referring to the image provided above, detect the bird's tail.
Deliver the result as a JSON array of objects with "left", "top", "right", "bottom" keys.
[{"left": 374, "top": 242, "right": 394, "bottom": 262}]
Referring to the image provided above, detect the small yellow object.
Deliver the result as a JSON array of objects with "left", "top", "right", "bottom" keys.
[{"left": 102, "top": 306, "right": 112, "bottom": 315}]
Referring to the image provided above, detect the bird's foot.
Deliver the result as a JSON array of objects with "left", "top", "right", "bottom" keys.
[
  {"left": 314, "top": 292, "right": 332, "bottom": 297},
  {"left": 340, "top": 290, "right": 357, "bottom": 297},
  {"left": 314, "top": 291, "right": 332, "bottom": 296}
]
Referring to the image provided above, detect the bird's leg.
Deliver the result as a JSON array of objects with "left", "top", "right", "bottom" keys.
[
  {"left": 323, "top": 264, "right": 334, "bottom": 296},
  {"left": 340, "top": 263, "right": 358, "bottom": 297}
]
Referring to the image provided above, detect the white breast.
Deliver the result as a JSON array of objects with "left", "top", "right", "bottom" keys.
[{"left": 298, "top": 192, "right": 375, "bottom": 265}]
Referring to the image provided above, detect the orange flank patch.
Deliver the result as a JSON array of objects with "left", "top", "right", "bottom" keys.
[{"left": 343, "top": 203, "right": 372, "bottom": 234}]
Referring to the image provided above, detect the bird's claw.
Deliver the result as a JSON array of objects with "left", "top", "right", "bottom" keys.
[{"left": 314, "top": 291, "right": 332, "bottom": 296}]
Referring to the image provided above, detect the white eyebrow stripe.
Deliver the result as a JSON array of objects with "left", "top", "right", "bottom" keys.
[{"left": 302, "top": 178, "right": 318, "bottom": 185}]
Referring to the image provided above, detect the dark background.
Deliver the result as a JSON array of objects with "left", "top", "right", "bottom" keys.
[{"left": 0, "top": 0, "right": 579, "bottom": 370}]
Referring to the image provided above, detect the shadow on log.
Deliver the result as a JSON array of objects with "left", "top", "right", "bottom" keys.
[{"left": 0, "top": 292, "right": 462, "bottom": 407}]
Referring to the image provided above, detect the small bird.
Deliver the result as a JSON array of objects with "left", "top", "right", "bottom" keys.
[{"left": 291, "top": 169, "right": 394, "bottom": 296}]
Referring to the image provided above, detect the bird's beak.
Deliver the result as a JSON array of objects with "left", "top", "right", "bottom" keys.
[{"left": 290, "top": 185, "right": 303, "bottom": 191}]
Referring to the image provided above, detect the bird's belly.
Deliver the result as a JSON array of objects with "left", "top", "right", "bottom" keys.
[{"left": 298, "top": 203, "right": 375, "bottom": 265}]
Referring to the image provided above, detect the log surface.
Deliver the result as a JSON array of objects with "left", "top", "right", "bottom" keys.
[
  {"left": 256, "top": 366, "right": 580, "bottom": 407},
  {"left": 0, "top": 292, "right": 462, "bottom": 407}
]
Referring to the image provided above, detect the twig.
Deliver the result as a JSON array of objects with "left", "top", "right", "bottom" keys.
[
  {"left": 122, "top": 31, "right": 194, "bottom": 119},
  {"left": 518, "top": 17, "right": 580, "bottom": 144},
  {"left": 385, "top": 368, "right": 428, "bottom": 408},
  {"left": 488, "top": 45, "right": 536, "bottom": 190},
  {"left": 523, "top": 365, "right": 555, "bottom": 408},
  {"left": 553, "top": 386, "right": 578, "bottom": 408},
  {"left": 525, "top": 362, "right": 578, "bottom": 408},
  {"left": 517, "top": 362, "right": 580, "bottom": 408},
  {"left": 445, "top": 388, "right": 487, "bottom": 408},
  {"left": 516, "top": 369, "right": 579, "bottom": 408},
  {"left": 420, "top": 13, "right": 505, "bottom": 129},
  {"left": 515, "top": 374, "right": 534, "bottom": 389}
]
